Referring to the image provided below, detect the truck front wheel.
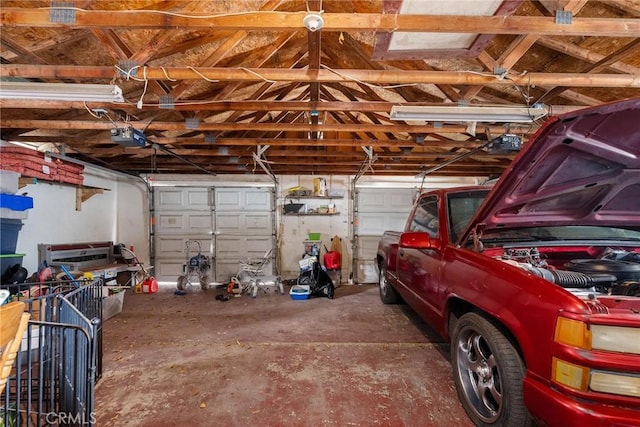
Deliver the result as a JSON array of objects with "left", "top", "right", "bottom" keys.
[
  {"left": 451, "top": 312, "right": 531, "bottom": 427},
  {"left": 378, "top": 264, "right": 402, "bottom": 304}
]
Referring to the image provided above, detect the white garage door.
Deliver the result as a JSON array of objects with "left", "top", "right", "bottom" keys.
[
  {"left": 214, "top": 187, "right": 275, "bottom": 282},
  {"left": 153, "top": 187, "right": 214, "bottom": 283},
  {"left": 354, "top": 187, "right": 415, "bottom": 283},
  {"left": 152, "top": 186, "right": 275, "bottom": 283}
]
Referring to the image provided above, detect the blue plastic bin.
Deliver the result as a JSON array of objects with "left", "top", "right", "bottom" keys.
[
  {"left": 1, "top": 218, "right": 23, "bottom": 254},
  {"left": 0, "top": 194, "right": 33, "bottom": 211}
]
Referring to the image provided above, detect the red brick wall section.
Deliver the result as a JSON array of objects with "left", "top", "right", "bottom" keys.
[{"left": 0, "top": 147, "right": 84, "bottom": 185}]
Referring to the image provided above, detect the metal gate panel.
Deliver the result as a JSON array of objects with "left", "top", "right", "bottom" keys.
[{"left": 354, "top": 187, "right": 415, "bottom": 283}]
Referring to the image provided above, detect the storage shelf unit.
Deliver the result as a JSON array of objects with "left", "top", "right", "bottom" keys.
[{"left": 283, "top": 195, "right": 342, "bottom": 216}]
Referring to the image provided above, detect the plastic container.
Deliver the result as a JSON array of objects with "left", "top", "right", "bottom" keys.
[
  {"left": 0, "top": 253, "right": 25, "bottom": 277},
  {"left": 0, "top": 170, "right": 19, "bottom": 194},
  {"left": 323, "top": 251, "right": 341, "bottom": 270},
  {"left": 0, "top": 194, "right": 33, "bottom": 211},
  {"left": 0, "top": 207, "right": 28, "bottom": 220},
  {"left": 142, "top": 276, "right": 159, "bottom": 293},
  {"left": 0, "top": 219, "right": 23, "bottom": 254},
  {"left": 307, "top": 232, "right": 321, "bottom": 241},
  {"left": 289, "top": 285, "right": 310, "bottom": 300}
]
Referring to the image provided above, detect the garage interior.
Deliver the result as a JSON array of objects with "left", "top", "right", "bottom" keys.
[{"left": 1, "top": 0, "right": 639, "bottom": 425}]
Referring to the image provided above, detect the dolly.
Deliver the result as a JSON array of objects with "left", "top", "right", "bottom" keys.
[{"left": 176, "top": 240, "right": 211, "bottom": 291}]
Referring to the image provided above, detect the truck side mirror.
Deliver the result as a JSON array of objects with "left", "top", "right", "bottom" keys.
[{"left": 399, "top": 231, "right": 437, "bottom": 250}]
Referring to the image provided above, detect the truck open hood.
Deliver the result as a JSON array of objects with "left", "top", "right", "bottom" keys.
[{"left": 471, "top": 97, "right": 640, "bottom": 233}]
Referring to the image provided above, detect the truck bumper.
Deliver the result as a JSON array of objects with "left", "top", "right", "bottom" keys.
[{"left": 523, "top": 377, "right": 640, "bottom": 427}]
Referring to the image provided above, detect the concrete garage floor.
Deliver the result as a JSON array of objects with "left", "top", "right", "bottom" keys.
[{"left": 94, "top": 284, "right": 474, "bottom": 426}]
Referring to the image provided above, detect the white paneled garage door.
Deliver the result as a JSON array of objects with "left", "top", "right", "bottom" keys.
[
  {"left": 354, "top": 187, "right": 415, "bottom": 283},
  {"left": 153, "top": 187, "right": 214, "bottom": 283},
  {"left": 214, "top": 187, "right": 275, "bottom": 282},
  {"left": 153, "top": 186, "right": 275, "bottom": 284}
]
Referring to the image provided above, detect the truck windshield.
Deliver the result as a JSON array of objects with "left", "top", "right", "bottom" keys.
[{"left": 447, "top": 190, "right": 490, "bottom": 243}]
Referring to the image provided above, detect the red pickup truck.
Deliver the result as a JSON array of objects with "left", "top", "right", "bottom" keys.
[{"left": 376, "top": 98, "right": 640, "bottom": 427}]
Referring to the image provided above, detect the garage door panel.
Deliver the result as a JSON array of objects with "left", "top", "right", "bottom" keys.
[
  {"left": 244, "top": 190, "right": 270, "bottom": 210},
  {"left": 216, "top": 258, "right": 274, "bottom": 282},
  {"left": 356, "top": 260, "right": 379, "bottom": 284},
  {"left": 215, "top": 188, "right": 273, "bottom": 211},
  {"left": 356, "top": 236, "right": 381, "bottom": 259},
  {"left": 155, "top": 236, "right": 213, "bottom": 258},
  {"left": 186, "top": 189, "right": 210, "bottom": 207},
  {"left": 357, "top": 212, "right": 408, "bottom": 235},
  {"left": 216, "top": 235, "right": 273, "bottom": 258},
  {"left": 216, "top": 212, "right": 272, "bottom": 235},
  {"left": 155, "top": 187, "right": 211, "bottom": 210},
  {"left": 156, "top": 211, "right": 212, "bottom": 234},
  {"left": 154, "top": 259, "right": 185, "bottom": 280},
  {"left": 355, "top": 187, "right": 415, "bottom": 284},
  {"left": 157, "top": 213, "right": 184, "bottom": 232},
  {"left": 155, "top": 186, "right": 274, "bottom": 283},
  {"left": 155, "top": 189, "right": 182, "bottom": 209}
]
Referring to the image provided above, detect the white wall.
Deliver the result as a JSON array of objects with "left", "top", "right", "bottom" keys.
[
  {"left": 277, "top": 175, "right": 351, "bottom": 280},
  {"left": 16, "top": 164, "right": 149, "bottom": 275}
]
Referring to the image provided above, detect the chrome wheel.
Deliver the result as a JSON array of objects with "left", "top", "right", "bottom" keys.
[
  {"left": 451, "top": 312, "right": 531, "bottom": 426},
  {"left": 378, "top": 264, "right": 401, "bottom": 304},
  {"left": 456, "top": 328, "right": 502, "bottom": 422}
]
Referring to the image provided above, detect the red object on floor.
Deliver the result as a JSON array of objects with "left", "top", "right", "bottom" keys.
[
  {"left": 323, "top": 251, "right": 341, "bottom": 270},
  {"left": 142, "top": 277, "right": 158, "bottom": 293}
]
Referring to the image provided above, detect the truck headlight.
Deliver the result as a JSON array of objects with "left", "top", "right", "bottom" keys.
[
  {"left": 591, "top": 325, "right": 640, "bottom": 355},
  {"left": 555, "top": 317, "right": 640, "bottom": 355},
  {"left": 590, "top": 371, "right": 640, "bottom": 398}
]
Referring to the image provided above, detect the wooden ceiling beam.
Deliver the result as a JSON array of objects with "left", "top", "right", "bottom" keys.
[
  {"left": 2, "top": 9, "right": 638, "bottom": 37},
  {"left": 3, "top": 65, "right": 638, "bottom": 88},
  {"left": 0, "top": 119, "right": 539, "bottom": 135},
  {"left": 537, "top": 37, "right": 640, "bottom": 74}
]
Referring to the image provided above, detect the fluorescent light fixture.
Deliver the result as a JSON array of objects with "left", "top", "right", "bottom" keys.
[
  {"left": 389, "top": 104, "right": 547, "bottom": 123},
  {"left": 0, "top": 81, "right": 125, "bottom": 102}
]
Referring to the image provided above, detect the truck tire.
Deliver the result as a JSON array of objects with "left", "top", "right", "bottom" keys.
[
  {"left": 378, "top": 264, "right": 402, "bottom": 304},
  {"left": 451, "top": 312, "right": 532, "bottom": 427}
]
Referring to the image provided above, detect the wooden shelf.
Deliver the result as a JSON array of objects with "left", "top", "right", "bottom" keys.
[
  {"left": 284, "top": 212, "right": 340, "bottom": 216},
  {"left": 19, "top": 177, "right": 109, "bottom": 211},
  {"left": 285, "top": 195, "right": 342, "bottom": 199}
]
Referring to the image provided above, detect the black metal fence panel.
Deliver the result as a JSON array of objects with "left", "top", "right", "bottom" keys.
[{"left": 1, "top": 278, "right": 103, "bottom": 427}]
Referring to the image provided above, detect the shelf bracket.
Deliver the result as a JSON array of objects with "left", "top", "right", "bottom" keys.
[{"left": 76, "top": 187, "right": 104, "bottom": 211}]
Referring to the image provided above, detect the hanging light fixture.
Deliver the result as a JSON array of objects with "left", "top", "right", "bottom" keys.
[
  {"left": 389, "top": 104, "right": 547, "bottom": 123},
  {"left": 303, "top": 12, "right": 324, "bottom": 31},
  {"left": 0, "top": 81, "right": 125, "bottom": 102}
]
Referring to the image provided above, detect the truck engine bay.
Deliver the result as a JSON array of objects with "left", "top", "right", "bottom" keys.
[{"left": 486, "top": 246, "right": 640, "bottom": 299}]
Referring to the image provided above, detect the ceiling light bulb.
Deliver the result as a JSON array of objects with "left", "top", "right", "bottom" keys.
[{"left": 303, "top": 13, "right": 324, "bottom": 31}]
